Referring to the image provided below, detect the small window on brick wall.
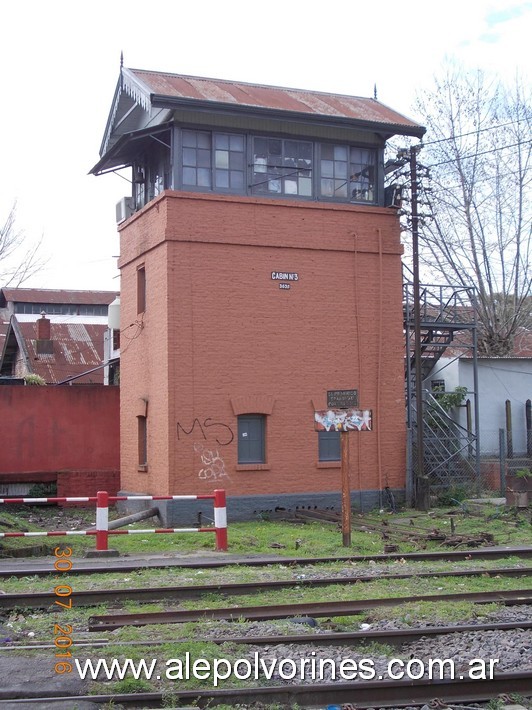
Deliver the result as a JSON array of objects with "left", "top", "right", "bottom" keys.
[
  {"left": 237, "top": 414, "right": 266, "bottom": 464},
  {"left": 137, "top": 415, "right": 147, "bottom": 469},
  {"left": 318, "top": 430, "right": 340, "bottom": 461},
  {"left": 137, "top": 266, "right": 146, "bottom": 314}
]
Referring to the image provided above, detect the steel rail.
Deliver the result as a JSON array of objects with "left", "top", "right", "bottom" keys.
[
  {"left": 88, "top": 587, "right": 532, "bottom": 631},
  {"left": 1, "top": 545, "right": 531, "bottom": 577},
  {"left": 2, "top": 565, "right": 530, "bottom": 610},
  {"left": 4, "top": 619, "right": 531, "bottom": 652},
  {"left": 1, "top": 671, "right": 530, "bottom": 707}
]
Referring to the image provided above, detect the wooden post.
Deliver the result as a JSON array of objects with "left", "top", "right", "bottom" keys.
[{"left": 341, "top": 431, "right": 351, "bottom": 547}]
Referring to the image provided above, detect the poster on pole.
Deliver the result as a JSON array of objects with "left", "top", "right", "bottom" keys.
[{"left": 314, "top": 408, "right": 372, "bottom": 432}]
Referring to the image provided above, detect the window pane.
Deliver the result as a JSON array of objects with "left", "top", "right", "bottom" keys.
[
  {"left": 299, "top": 177, "right": 312, "bottom": 196},
  {"left": 182, "top": 130, "right": 197, "bottom": 147},
  {"left": 299, "top": 142, "right": 313, "bottom": 160},
  {"left": 321, "top": 144, "right": 334, "bottom": 160},
  {"left": 197, "top": 149, "right": 211, "bottom": 168},
  {"left": 183, "top": 167, "right": 196, "bottom": 185},
  {"left": 197, "top": 132, "right": 210, "bottom": 149},
  {"left": 321, "top": 160, "right": 334, "bottom": 178},
  {"left": 334, "top": 180, "right": 347, "bottom": 197},
  {"left": 254, "top": 137, "right": 268, "bottom": 154},
  {"left": 197, "top": 168, "right": 211, "bottom": 187},
  {"left": 229, "top": 152, "right": 244, "bottom": 170},
  {"left": 334, "top": 145, "right": 347, "bottom": 160},
  {"left": 215, "top": 170, "right": 229, "bottom": 187},
  {"left": 230, "top": 135, "right": 244, "bottom": 151},
  {"left": 183, "top": 148, "right": 197, "bottom": 166},
  {"left": 215, "top": 134, "right": 229, "bottom": 149},
  {"left": 215, "top": 150, "right": 229, "bottom": 169},
  {"left": 335, "top": 161, "right": 348, "bottom": 178},
  {"left": 321, "top": 178, "right": 334, "bottom": 196},
  {"left": 231, "top": 171, "right": 244, "bottom": 188},
  {"left": 284, "top": 179, "right": 298, "bottom": 194}
]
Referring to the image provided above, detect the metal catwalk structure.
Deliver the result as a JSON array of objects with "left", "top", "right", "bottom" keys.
[{"left": 403, "top": 269, "right": 480, "bottom": 502}]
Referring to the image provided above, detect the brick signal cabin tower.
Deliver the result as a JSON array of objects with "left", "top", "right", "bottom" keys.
[{"left": 92, "top": 66, "right": 425, "bottom": 523}]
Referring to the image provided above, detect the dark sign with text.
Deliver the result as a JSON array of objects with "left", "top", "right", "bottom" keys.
[{"left": 327, "top": 389, "right": 358, "bottom": 408}]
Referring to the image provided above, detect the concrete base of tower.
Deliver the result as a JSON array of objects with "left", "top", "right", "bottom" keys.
[{"left": 117, "top": 489, "right": 405, "bottom": 526}]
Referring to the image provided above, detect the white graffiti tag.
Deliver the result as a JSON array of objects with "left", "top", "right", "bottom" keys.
[{"left": 194, "top": 442, "right": 230, "bottom": 481}]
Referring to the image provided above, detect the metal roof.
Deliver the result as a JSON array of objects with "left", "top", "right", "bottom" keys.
[
  {"left": 0, "top": 288, "right": 118, "bottom": 307},
  {"left": 5, "top": 319, "right": 107, "bottom": 384},
  {"left": 126, "top": 68, "right": 424, "bottom": 133}
]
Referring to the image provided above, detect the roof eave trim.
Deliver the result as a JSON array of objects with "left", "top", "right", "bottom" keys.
[
  {"left": 100, "top": 68, "right": 154, "bottom": 157},
  {"left": 150, "top": 94, "right": 426, "bottom": 138},
  {"left": 91, "top": 122, "right": 174, "bottom": 176}
]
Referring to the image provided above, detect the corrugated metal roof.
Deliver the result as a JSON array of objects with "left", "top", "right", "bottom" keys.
[
  {"left": 127, "top": 68, "right": 424, "bottom": 132},
  {"left": 18, "top": 321, "right": 106, "bottom": 384},
  {"left": 443, "top": 328, "right": 532, "bottom": 359},
  {"left": 1, "top": 288, "right": 118, "bottom": 306}
]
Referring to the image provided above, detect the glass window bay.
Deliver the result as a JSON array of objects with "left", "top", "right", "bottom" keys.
[
  {"left": 174, "top": 127, "right": 381, "bottom": 205},
  {"left": 128, "top": 124, "right": 382, "bottom": 208}
]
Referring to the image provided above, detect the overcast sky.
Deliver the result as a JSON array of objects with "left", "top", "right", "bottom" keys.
[{"left": 1, "top": 0, "right": 530, "bottom": 292}]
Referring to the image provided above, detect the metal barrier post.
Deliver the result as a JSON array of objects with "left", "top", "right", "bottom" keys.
[
  {"left": 213, "top": 489, "right": 228, "bottom": 551},
  {"left": 96, "top": 490, "right": 109, "bottom": 551}
]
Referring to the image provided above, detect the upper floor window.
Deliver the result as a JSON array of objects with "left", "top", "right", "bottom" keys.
[
  {"left": 14, "top": 303, "right": 108, "bottom": 316},
  {"left": 182, "top": 130, "right": 246, "bottom": 191},
  {"left": 251, "top": 138, "right": 312, "bottom": 197},
  {"left": 175, "top": 129, "right": 379, "bottom": 204},
  {"left": 137, "top": 265, "right": 146, "bottom": 314},
  {"left": 320, "top": 144, "right": 376, "bottom": 202},
  {"left": 182, "top": 130, "right": 212, "bottom": 188}
]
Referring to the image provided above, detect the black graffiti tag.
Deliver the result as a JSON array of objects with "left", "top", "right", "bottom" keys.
[{"left": 176, "top": 417, "right": 234, "bottom": 446}]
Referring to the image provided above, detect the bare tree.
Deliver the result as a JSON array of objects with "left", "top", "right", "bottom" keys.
[
  {"left": 411, "top": 65, "right": 531, "bottom": 355},
  {"left": 0, "top": 202, "right": 47, "bottom": 286}
]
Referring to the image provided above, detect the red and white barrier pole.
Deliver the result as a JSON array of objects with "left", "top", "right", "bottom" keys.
[
  {"left": 213, "top": 488, "right": 228, "bottom": 551},
  {"left": 96, "top": 490, "right": 109, "bottom": 551}
]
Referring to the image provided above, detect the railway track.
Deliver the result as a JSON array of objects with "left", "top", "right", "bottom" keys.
[
  {"left": 4, "top": 619, "right": 531, "bottom": 651},
  {"left": 88, "top": 587, "right": 532, "bottom": 630},
  {"left": 1, "top": 564, "right": 530, "bottom": 610},
  {"left": 0, "top": 671, "right": 530, "bottom": 707},
  {"left": 1, "top": 544, "right": 531, "bottom": 577},
  {"left": 2, "top": 547, "right": 530, "bottom": 708}
]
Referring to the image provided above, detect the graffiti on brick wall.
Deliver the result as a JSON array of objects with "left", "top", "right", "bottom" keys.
[
  {"left": 194, "top": 442, "right": 230, "bottom": 481},
  {"left": 177, "top": 417, "right": 234, "bottom": 446}
]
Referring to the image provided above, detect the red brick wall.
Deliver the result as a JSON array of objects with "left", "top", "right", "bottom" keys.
[
  {"left": 118, "top": 192, "right": 406, "bottom": 497},
  {"left": 57, "top": 469, "right": 120, "bottom": 501},
  {"left": 0, "top": 386, "right": 120, "bottom": 494}
]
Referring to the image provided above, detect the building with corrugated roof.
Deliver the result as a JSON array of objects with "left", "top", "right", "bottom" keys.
[
  {"left": 0, "top": 287, "right": 119, "bottom": 384},
  {"left": 93, "top": 65, "right": 425, "bottom": 521}
]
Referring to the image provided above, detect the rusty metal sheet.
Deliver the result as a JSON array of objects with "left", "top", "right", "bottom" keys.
[
  {"left": 130, "top": 69, "right": 423, "bottom": 130},
  {"left": 17, "top": 320, "right": 106, "bottom": 384}
]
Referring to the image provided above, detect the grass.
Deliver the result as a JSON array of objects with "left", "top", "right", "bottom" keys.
[{"left": 1, "top": 503, "right": 531, "bottom": 559}]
